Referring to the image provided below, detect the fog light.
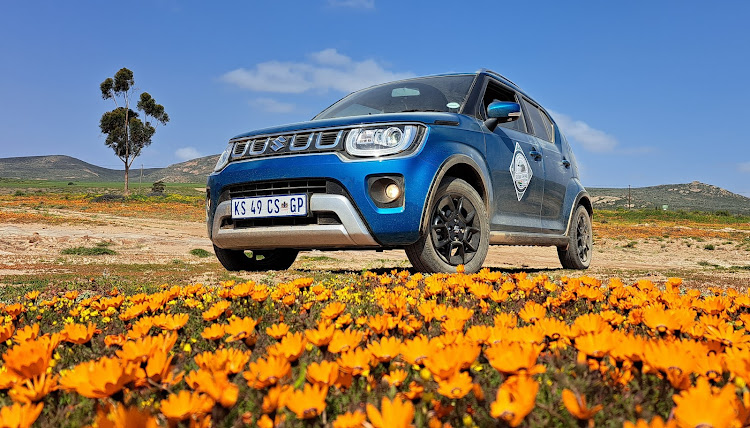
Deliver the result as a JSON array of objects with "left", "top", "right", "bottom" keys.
[
  {"left": 385, "top": 183, "right": 401, "bottom": 201},
  {"left": 367, "top": 175, "right": 404, "bottom": 208}
]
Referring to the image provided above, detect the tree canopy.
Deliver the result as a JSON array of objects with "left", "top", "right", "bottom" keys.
[{"left": 99, "top": 68, "right": 168, "bottom": 194}]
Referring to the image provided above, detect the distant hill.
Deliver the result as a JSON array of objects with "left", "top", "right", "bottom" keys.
[
  {"left": 588, "top": 181, "right": 750, "bottom": 215},
  {"left": 1, "top": 155, "right": 749, "bottom": 214},
  {"left": 0, "top": 155, "right": 160, "bottom": 182},
  {"left": 144, "top": 155, "right": 218, "bottom": 184}
]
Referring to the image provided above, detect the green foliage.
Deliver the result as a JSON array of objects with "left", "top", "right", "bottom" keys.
[
  {"left": 704, "top": 244, "right": 715, "bottom": 251},
  {"left": 596, "top": 209, "right": 750, "bottom": 227},
  {"left": 189, "top": 248, "right": 212, "bottom": 258},
  {"left": 151, "top": 180, "right": 166, "bottom": 194},
  {"left": 61, "top": 246, "right": 117, "bottom": 256}
]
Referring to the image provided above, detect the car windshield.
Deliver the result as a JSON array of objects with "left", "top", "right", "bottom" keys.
[{"left": 314, "top": 74, "right": 477, "bottom": 120}]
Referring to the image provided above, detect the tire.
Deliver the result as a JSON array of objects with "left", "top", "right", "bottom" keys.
[
  {"left": 557, "top": 205, "right": 593, "bottom": 269},
  {"left": 406, "top": 177, "right": 489, "bottom": 273},
  {"left": 213, "top": 245, "right": 298, "bottom": 272}
]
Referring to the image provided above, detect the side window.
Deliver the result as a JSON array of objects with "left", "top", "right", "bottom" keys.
[
  {"left": 482, "top": 81, "right": 526, "bottom": 133},
  {"left": 540, "top": 110, "right": 555, "bottom": 142},
  {"left": 521, "top": 98, "right": 552, "bottom": 142}
]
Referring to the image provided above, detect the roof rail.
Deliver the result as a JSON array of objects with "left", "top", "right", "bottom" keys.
[{"left": 476, "top": 68, "right": 518, "bottom": 87}]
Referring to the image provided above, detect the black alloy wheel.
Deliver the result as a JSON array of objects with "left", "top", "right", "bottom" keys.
[
  {"left": 405, "top": 177, "right": 489, "bottom": 273},
  {"left": 430, "top": 194, "right": 482, "bottom": 265},
  {"left": 557, "top": 205, "right": 593, "bottom": 269}
]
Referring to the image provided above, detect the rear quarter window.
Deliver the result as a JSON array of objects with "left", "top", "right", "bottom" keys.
[{"left": 522, "top": 98, "right": 552, "bottom": 142}]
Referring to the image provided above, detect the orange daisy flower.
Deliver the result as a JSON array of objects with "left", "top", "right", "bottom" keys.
[
  {"left": 61, "top": 322, "right": 97, "bottom": 344},
  {"left": 436, "top": 371, "right": 474, "bottom": 399},
  {"left": 266, "top": 322, "right": 290, "bottom": 339},
  {"left": 0, "top": 402, "right": 43, "bottom": 428},
  {"left": 490, "top": 375, "right": 538, "bottom": 426},
  {"left": 366, "top": 396, "right": 415, "bottom": 428},
  {"left": 59, "top": 356, "right": 137, "bottom": 399},
  {"left": 160, "top": 390, "right": 214, "bottom": 422},
  {"left": 561, "top": 388, "right": 603, "bottom": 420},
  {"left": 306, "top": 360, "right": 339, "bottom": 387},
  {"left": 328, "top": 329, "right": 364, "bottom": 354},
  {"left": 333, "top": 410, "right": 367, "bottom": 428},
  {"left": 285, "top": 383, "right": 328, "bottom": 419}
]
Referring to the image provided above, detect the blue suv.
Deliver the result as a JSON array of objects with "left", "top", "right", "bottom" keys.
[{"left": 207, "top": 69, "right": 592, "bottom": 273}]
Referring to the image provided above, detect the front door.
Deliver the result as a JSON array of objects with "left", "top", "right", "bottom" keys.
[{"left": 485, "top": 127, "right": 544, "bottom": 233}]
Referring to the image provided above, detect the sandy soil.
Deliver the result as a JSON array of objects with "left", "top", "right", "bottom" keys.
[{"left": 0, "top": 207, "right": 748, "bottom": 289}]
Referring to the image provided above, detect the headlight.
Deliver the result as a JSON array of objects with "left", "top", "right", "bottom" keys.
[
  {"left": 214, "top": 143, "right": 233, "bottom": 172},
  {"left": 345, "top": 125, "right": 418, "bottom": 157}
]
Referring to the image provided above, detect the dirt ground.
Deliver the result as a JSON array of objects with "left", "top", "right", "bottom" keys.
[{"left": 0, "top": 206, "right": 748, "bottom": 290}]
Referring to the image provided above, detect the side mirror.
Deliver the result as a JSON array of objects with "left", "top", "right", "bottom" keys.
[{"left": 485, "top": 101, "right": 521, "bottom": 131}]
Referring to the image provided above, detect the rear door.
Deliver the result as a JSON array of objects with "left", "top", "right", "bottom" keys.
[
  {"left": 481, "top": 80, "right": 543, "bottom": 233},
  {"left": 520, "top": 98, "right": 570, "bottom": 233}
]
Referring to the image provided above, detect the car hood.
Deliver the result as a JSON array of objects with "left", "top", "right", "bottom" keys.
[{"left": 230, "top": 112, "right": 473, "bottom": 140}]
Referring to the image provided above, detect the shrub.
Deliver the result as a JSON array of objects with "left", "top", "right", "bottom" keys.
[
  {"left": 61, "top": 246, "right": 117, "bottom": 256},
  {"left": 189, "top": 248, "right": 212, "bottom": 258}
]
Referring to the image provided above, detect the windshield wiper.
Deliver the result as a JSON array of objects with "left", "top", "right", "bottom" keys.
[{"left": 401, "top": 109, "right": 444, "bottom": 113}]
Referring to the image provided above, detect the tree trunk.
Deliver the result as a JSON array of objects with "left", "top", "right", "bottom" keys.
[{"left": 124, "top": 162, "right": 130, "bottom": 196}]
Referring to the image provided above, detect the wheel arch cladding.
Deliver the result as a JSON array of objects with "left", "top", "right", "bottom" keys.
[
  {"left": 578, "top": 195, "right": 593, "bottom": 218},
  {"left": 419, "top": 156, "right": 492, "bottom": 233}
]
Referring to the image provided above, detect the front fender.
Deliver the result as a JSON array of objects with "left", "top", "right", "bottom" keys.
[{"left": 418, "top": 145, "right": 493, "bottom": 233}]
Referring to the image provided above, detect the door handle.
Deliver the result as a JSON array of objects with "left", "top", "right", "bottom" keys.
[
  {"left": 529, "top": 150, "right": 542, "bottom": 161},
  {"left": 562, "top": 159, "right": 571, "bottom": 168}
]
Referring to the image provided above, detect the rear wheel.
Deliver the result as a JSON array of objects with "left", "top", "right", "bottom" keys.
[
  {"left": 213, "top": 245, "right": 298, "bottom": 271},
  {"left": 406, "top": 177, "right": 489, "bottom": 273},
  {"left": 557, "top": 205, "right": 593, "bottom": 269}
]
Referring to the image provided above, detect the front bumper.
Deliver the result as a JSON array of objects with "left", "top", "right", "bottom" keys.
[
  {"left": 211, "top": 194, "right": 379, "bottom": 250},
  {"left": 207, "top": 150, "right": 445, "bottom": 249}
]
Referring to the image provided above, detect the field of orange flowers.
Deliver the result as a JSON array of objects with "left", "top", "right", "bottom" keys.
[{"left": 2, "top": 268, "right": 750, "bottom": 427}]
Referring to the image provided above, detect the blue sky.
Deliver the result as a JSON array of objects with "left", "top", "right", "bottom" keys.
[{"left": 1, "top": 1, "right": 749, "bottom": 196}]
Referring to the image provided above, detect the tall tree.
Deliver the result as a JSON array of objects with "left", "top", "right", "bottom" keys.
[{"left": 100, "top": 68, "right": 169, "bottom": 194}]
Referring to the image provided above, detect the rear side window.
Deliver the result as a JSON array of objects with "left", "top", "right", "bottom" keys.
[{"left": 522, "top": 98, "right": 552, "bottom": 142}]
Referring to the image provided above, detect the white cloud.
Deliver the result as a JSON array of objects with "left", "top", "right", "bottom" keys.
[
  {"left": 175, "top": 147, "right": 201, "bottom": 161},
  {"left": 739, "top": 162, "right": 750, "bottom": 173},
  {"left": 328, "top": 0, "right": 374, "bottom": 9},
  {"left": 252, "top": 98, "right": 295, "bottom": 114},
  {"left": 549, "top": 110, "right": 618, "bottom": 153},
  {"left": 221, "top": 49, "right": 413, "bottom": 94},
  {"left": 310, "top": 48, "right": 351, "bottom": 67}
]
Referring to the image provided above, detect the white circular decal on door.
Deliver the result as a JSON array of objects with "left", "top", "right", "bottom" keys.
[{"left": 509, "top": 142, "right": 533, "bottom": 201}]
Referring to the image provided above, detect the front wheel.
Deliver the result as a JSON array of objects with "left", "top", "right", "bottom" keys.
[
  {"left": 405, "top": 177, "right": 489, "bottom": 273},
  {"left": 213, "top": 245, "right": 298, "bottom": 272},
  {"left": 557, "top": 205, "right": 593, "bottom": 269}
]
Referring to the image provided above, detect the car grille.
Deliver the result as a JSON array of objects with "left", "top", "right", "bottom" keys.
[
  {"left": 227, "top": 179, "right": 328, "bottom": 199},
  {"left": 230, "top": 129, "right": 345, "bottom": 160}
]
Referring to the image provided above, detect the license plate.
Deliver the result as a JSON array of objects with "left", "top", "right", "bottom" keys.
[{"left": 231, "top": 194, "right": 308, "bottom": 219}]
